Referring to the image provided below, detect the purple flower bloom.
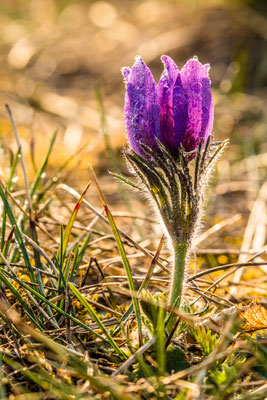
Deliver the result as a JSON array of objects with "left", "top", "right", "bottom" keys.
[
  {"left": 122, "top": 56, "right": 161, "bottom": 156},
  {"left": 123, "top": 55, "right": 214, "bottom": 159}
]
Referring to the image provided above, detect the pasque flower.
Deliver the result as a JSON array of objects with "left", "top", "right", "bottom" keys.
[
  {"left": 123, "top": 55, "right": 214, "bottom": 159},
  {"left": 119, "top": 55, "right": 227, "bottom": 331}
]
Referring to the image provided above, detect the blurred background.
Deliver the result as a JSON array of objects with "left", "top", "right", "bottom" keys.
[
  {"left": 0, "top": 0, "right": 266, "bottom": 168},
  {"left": 0, "top": 0, "right": 266, "bottom": 251}
]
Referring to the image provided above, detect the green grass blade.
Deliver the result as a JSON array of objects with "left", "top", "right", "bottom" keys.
[
  {"left": 57, "top": 182, "right": 90, "bottom": 264},
  {"left": 2, "top": 225, "right": 15, "bottom": 258},
  {"left": 29, "top": 218, "right": 58, "bottom": 325},
  {"left": 57, "top": 225, "right": 64, "bottom": 291},
  {"left": 69, "top": 243, "right": 79, "bottom": 281},
  {"left": 110, "top": 172, "right": 142, "bottom": 191},
  {"left": 0, "top": 184, "right": 35, "bottom": 282},
  {"left": 58, "top": 255, "right": 71, "bottom": 311},
  {"left": 1, "top": 196, "right": 7, "bottom": 252},
  {"left": 53, "top": 249, "right": 68, "bottom": 310},
  {"left": 156, "top": 304, "right": 166, "bottom": 376},
  {"left": 0, "top": 146, "right": 18, "bottom": 252},
  {"left": 2, "top": 269, "right": 107, "bottom": 341},
  {"left": 1, "top": 313, "right": 138, "bottom": 400},
  {"left": 30, "top": 130, "right": 58, "bottom": 197},
  {"left": 69, "top": 283, "right": 127, "bottom": 360},
  {"left": 63, "top": 254, "right": 71, "bottom": 283},
  {"left": 112, "top": 236, "right": 163, "bottom": 337},
  {"left": 51, "top": 251, "right": 76, "bottom": 318},
  {"left": 1, "top": 145, "right": 19, "bottom": 250},
  {"left": 0, "top": 354, "right": 6, "bottom": 399},
  {"left": 35, "top": 147, "right": 86, "bottom": 204},
  {"left": 89, "top": 166, "right": 143, "bottom": 344},
  {"left": 7, "top": 149, "right": 19, "bottom": 190},
  {"left": 70, "top": 233, "right": 91, "bottom": 282},
  {"left": 0, "top": 269, "right": 43, "bottom": 330},
  {"left": 2, "top": 354, "right": 75, "bottom": 400}
]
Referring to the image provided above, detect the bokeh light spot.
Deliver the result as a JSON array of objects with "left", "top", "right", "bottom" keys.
[{"left": 88, "top": 1, "right": 117, "bottom": 28}]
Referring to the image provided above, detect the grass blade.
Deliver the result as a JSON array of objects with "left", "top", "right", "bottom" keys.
[
  {"left": 1, "top": 269, "right": 108, "bottom": 342},
  {"left": 89, "top": 165, "right": 143, "bottom": 345},
  {"left": 112, "top": 236, "right": 164, "bottom": 336},
  {"left": 57, "top": 182, "right": 91, "bottom": 264},
  {"left": 69, "top": 234, "right": 91, "bottom": 282},
  {"left": 0, "top": 184, "right": 35, "bottom": 282},
  {"left": 5, "top": 104, "right": 33, "bottom": 214},
  {"left": 69, "top": 282, "right": 127, "bottom": 360},
  {"left": 0, "top": 269, "right": 43, "bottom": 330},
  {"left": 2, "top": 225, "right": 15, "bottom": 258},
  {"left": 30, "top": 130, "right": 58, "bottom": 197},
  {"left": 1, "top": 192, "right": 7, "bottom": 252},
  {"left": 110, "top": 172, "right": 142, "bottom": 190},
  {"left": 7, "top": 149, "right": 19, "bottom": 190},
  {"left": 156, "top": 303, "right": 166, "bottom": 376},
  {"left": 0, "top": 354, "right": 6, "bottom": 399},
  {"left": 1, "top": 151, "right": 20, "bottom": 251},
  {"left": 58, "top": 183, "right": 169, "bottom": 273}
]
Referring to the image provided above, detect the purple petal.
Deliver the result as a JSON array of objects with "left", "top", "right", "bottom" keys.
[
  {"left": 172, "top": 72, "right": 189, "bottom": 151},
  {"left": 157, "top": 56, "right": 179, "bottom": 151},
  {"left": 122, "top": 67, "right": 130, "bottom": 81},
  {"left": 123, "top": 56, "right": 160, "bottom": 157},
  {"left": 173, "top": 58, "right": 214, "bottom": 153},
  {"left": 200, "top": 64, "right": 214, "bottom": 142}
]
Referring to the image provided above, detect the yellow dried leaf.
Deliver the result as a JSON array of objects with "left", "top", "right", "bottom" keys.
[
  {"left": 239, "top": 303, "right": 267, "bottom": 332},
  {"left": 200, "top": 303, "right": 267, "bottom": 333}
]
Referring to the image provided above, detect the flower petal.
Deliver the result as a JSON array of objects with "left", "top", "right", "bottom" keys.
[
  {"left": 200, "top": 64, "right": 214, "bottom": 142},
  {"left": 174, "top": 58, "right": 213, "bottom": 152},
  {"left": 123, "top": 56, "right": 160, "bottom": 156},
  {"left": 172, "top": 72, "right": 189, "bottom": 151},
  {"left": 157, "top": 56, "right": 179, "bottom": 152}
]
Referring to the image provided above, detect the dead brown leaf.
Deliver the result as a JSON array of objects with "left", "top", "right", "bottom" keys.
[
  {"left": 239, "top": 303, "right": 267, "bottom": 332},
  {"left": 200, "top": 302, "right": 267, "bottom": 333}
]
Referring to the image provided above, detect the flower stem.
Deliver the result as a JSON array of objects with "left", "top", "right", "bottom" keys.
[
  {"left": 170, "top": 242, "right": 187, "bottom": 308},
  {"left": 167, "top": 241, "right": 187, "bottom": 332}
]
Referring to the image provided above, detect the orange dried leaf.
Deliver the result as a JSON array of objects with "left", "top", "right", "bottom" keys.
[{"left": 239, "top": 303, "right": 267, "bottom": 332}]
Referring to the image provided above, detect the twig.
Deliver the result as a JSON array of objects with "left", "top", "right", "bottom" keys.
[
  {"left": 197, "top": 214, "right": 241, "bottom": 245},
  {"left": 189, "top": 251, "right": 265, "bottom": 306},
  {"left": 187, "top": 260, "right": 266, "bottom": 282},
  {"left": 112, "top": 336, "right": 156, "bottom": 377}
]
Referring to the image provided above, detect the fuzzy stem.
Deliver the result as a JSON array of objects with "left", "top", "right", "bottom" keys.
[
  {"left": 169, "top": 241, "right": 187, "bottom": 308},
  {"left": 166, "top": 241, "right": 187, "bottom": 332}
]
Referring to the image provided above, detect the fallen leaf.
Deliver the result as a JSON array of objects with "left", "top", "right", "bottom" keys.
[
  {"left": 199, "top": 302, "right": 267, "bottom": 333},
  {"left": 239, "top": 303, "right": 267, "bottom": 332}
]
